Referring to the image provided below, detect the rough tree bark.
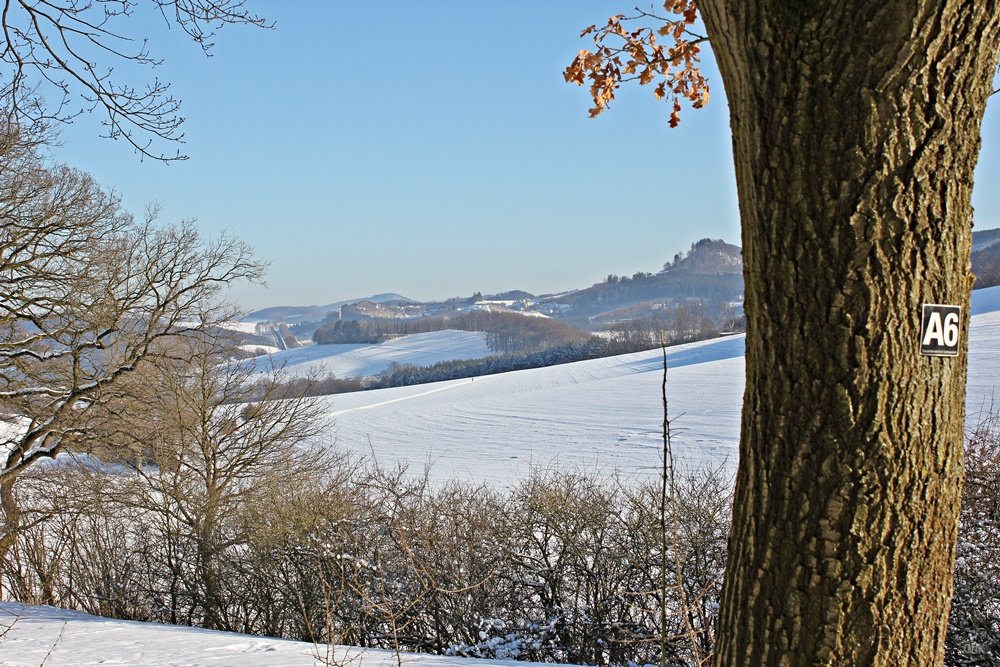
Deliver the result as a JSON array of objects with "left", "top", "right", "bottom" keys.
[{"left": 697, "top": 2, "right": 1000, "bottom": 664}]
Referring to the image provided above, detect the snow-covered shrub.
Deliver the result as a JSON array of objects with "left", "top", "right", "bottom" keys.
[
  {"left": 445, "top": 617, "right": 559, "bottom": 660},
  {"left": 453, "top": 467, "right": 730, "bottom": 666}
]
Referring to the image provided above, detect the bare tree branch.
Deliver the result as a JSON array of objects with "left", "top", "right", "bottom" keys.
[{"left": 0, "top": 0, "right": 269, "bottom": 161}]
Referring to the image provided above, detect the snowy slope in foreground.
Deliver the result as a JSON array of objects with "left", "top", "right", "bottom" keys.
[
  {"left": 241, "top": 330, "right": 491, "bottom": 379},
  {"left": 323, "top": 287, "right": 1000, "bottom": 486},
  {"left": 0, "top": 603, "right": 538, "bottom": 667}
]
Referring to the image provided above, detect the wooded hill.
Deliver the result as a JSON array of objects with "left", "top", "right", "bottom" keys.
[
  {"left": 539, "top": 238, "right": 743, "bottom": 327},
  {"left": 973, "top": 227, "right": 1000, "bottom": 289}
]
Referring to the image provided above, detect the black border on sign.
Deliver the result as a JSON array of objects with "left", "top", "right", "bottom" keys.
[{"left": 920, "top": 303, "right": 962, "bottom": 357}]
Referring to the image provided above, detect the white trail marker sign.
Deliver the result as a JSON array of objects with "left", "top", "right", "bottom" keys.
[{"left": 920, "top": 304, "right": 962, "bottom": 357}]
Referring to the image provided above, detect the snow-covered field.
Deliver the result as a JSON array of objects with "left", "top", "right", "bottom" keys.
[
  {"left": 218, "top": 320, "right": 263, "bottom": 335},
  {"left": 0, "top": 603, "right": 537, "bottom": 667},
  {"left": 323, "top": 335, "right": 745, "bottom": 485},
  {"left": 971, "top": 281, "right": 1000, "bottom": 315},
  {"left": 966, "top": 288, "right": 1000, "bottom": 420},
  {"left": 240, "top": 330, "right": 492, "bottom": 380}
]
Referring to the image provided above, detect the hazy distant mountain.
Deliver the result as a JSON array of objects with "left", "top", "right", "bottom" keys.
[{"left": 244, "top": 293, "right": 414, "bottom": 324}]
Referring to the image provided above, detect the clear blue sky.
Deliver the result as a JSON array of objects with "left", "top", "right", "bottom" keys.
[{"left": 52, "top": 2, "right": 1000, "bottom": 312}]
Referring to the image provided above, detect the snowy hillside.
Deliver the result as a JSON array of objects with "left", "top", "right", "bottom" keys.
[
  {"left": 243, "top": 293, "right": 415, "bottom": 325},
  {"left": 0, "top": 603, "right": 540, "bottom": 667},
  {"left": 240, "top": 330, "right": 492, "bottom": 380},
  {"left": 966, "top": 286, "right": 1000, "bottom": 419},
  {"left": 321, "top": 334, "right": 744, "bottom": 484},
  {"left": 971, "top": 283, "right": 1000, "bottom": 314},
  {"left": 323, "top": 286, "right": 1000, "bottom": 485}
]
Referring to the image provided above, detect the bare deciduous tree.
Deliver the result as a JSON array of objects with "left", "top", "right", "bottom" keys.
[
  {"left": 92, "top": 339, "right": 330, "bottom": 630},
  {"left": 0, "top": 126, "right": 264, "bottom": 555}
]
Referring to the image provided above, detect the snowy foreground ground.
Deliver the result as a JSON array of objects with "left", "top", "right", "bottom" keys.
[
  {"left": 0, "top": 602, "right": 539, "bottom": 667},
  {"left": 2, "top": 287, "right": 998, "bottom": 665}
]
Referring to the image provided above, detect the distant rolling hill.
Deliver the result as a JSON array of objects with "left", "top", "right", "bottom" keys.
[
  {"left": 973, "top": 227, "right": 1000, "bottom": 251},
  {"left": 240, "top": 240, "right": 745, "bottom": 333},
  {"left": 243, "top": 232, "right": 1000, "bottom": 334},
  {"left": 244, "top": 293, "right": 414, "bottom": 324}
]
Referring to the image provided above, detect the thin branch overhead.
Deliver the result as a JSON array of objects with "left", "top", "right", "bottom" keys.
[{"left": 0, "top": 0, "right": 269, "bottom": 161}]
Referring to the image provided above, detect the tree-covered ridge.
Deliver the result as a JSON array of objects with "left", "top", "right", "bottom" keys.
[
  {"left": 544, "top": 239, "right": 743, "bottom": 327},
  {"left": 247, "top": 238, "right": 744, "bottom": 336},
  {"left": 972, "top": 228, "right": 1000, "bottom": 289}
]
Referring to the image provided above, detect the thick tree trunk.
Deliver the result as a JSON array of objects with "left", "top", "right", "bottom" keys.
[{"left": 698, "top": 2, "right": 1000, "bottom": 664}]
